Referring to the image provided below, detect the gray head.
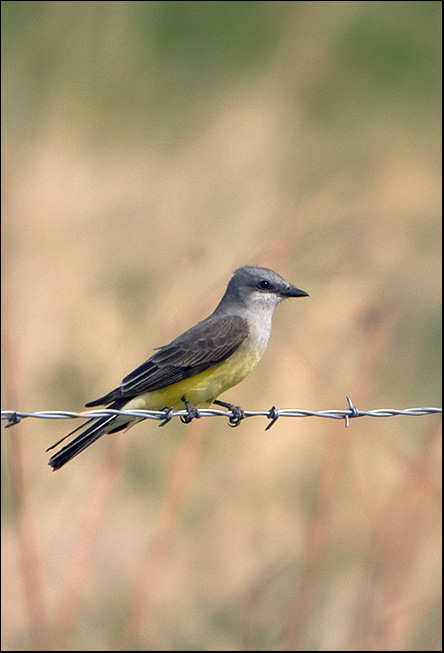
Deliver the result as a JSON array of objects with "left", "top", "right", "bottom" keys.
[{"left": 214, "top": 265, "right": 308, "bottom": 315}]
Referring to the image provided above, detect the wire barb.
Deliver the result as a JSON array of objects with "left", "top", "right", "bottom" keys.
[
  {"left": 344, "top": 396, "right": 360, "bottom": 427},
  {"left": 159, "top": 407, "right": 174, "bottom": 427},
  {"left": 265, "top": 406, "right": 280, "bottom": 430},
  {"left": 4, "top": 412, "right": 22, "bottom": 428}
]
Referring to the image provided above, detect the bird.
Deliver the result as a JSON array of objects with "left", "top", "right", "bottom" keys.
[{"left": 47, "top": 265, "right": 308, "bottom": 469}]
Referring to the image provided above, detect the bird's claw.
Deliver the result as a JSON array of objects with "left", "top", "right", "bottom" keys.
[
  {"left": 180, "top": 396, "right": 201, "bottom": 423},
  {"left": 213, "top": 399, "right": 245, "bottom": 427},
  {"left": 227, "top": 405, "right": 245, "bottom": 427}
]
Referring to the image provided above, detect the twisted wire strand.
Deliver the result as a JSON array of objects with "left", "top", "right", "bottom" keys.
[{"left": 2, "top": 400, "right": 442, "bottom": 430}]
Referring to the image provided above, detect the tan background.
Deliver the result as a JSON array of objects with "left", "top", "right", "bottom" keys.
[{"left": 2, "top": 2, "right": 441, "bottom": 650}]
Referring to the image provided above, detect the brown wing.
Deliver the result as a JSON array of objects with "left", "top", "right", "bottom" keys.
[{"left": 85, "top": 314, "right": 249, "bottom": 406}]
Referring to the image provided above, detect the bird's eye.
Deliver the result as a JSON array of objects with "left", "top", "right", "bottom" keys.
[{"left": 257, "top": 280, "right": 270, "bottom": 290}]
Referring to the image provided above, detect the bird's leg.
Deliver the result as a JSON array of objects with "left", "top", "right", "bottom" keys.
[
  {"left": 213, "top": 399, "right": 245, "bottom": 427},
  {"left": 180, "top": 396, "right": 201, "bottom": 423}
]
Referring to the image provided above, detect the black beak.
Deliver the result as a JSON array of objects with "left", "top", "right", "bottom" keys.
[{"left": 281, "top": 284, "right": 309, "bottom": 298}]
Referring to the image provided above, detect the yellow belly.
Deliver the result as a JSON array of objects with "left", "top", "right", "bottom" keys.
[{"left": 125, "top": 342, "right": 263, "bottom": 411}]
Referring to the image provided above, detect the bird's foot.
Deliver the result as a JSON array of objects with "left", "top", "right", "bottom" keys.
[
  {"left": 180, "top": 396, "right": 201, "bottom": 423},
  {"left": 213, "top": 399, "right": 245, "bottom": 427}
]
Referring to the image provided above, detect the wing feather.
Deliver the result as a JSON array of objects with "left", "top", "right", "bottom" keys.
[{"left": 85, "top": 314, "right": 248, "bottom": 406}]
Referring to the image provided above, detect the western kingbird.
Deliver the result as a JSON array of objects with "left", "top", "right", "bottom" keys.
[{"left": 48, "top": 265, "right": 308, "bottom": 469}]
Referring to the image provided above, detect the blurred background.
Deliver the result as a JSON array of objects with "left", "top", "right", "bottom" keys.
[{"left": 1, "top": 1, "right": 441, "bottom": 650}]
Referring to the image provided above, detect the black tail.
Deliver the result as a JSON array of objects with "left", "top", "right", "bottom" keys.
[{"left": 47, "top": 401, "right": 128, "bottom": 470}]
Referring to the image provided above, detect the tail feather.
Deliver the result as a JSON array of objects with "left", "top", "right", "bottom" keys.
[{"left": 48, "top": 401, "right": 129, "bottom": 470}]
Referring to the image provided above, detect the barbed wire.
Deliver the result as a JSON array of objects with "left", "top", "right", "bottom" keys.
[{"left": 1, "top": 397, "right": 441, "bottom": 431}]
